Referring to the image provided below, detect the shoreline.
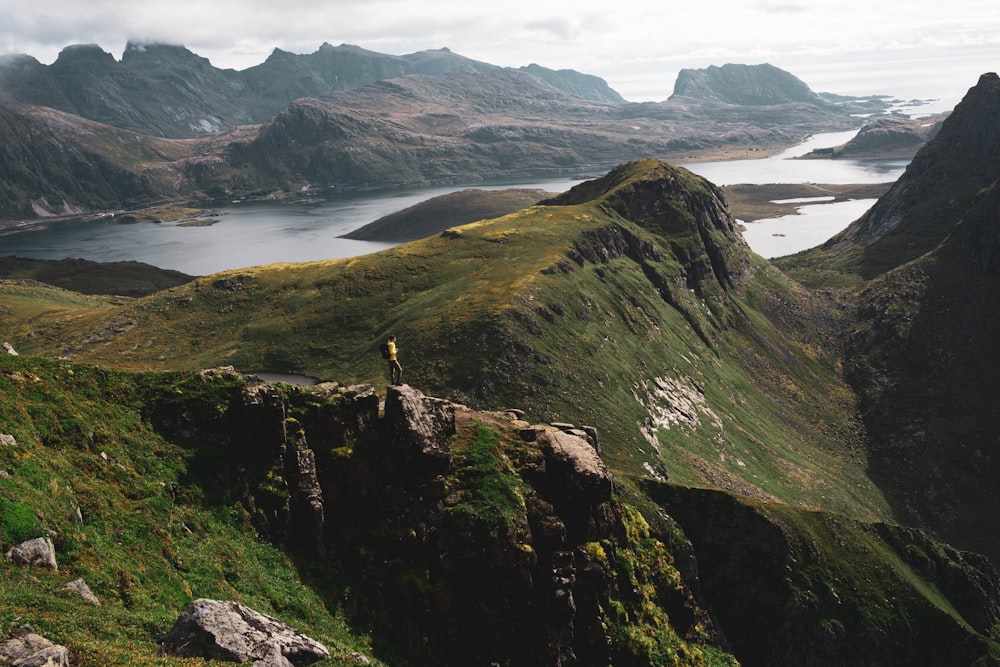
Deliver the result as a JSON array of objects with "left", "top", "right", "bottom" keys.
[
  {"left": 721, "top": 182, "right": 890, "bottom": 222},
  {"left": 0, "top": 138, "right": 815, "bottom": 235}
]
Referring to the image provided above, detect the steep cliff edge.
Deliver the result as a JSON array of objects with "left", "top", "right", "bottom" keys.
[
  {"left": 772, "top": 72, "right": 1000, "bottom": 559},
  {"left": 825, "top": 72, "right": 1000, "bottom": 278},
  {"left": 3, "top": 358, "right": 997, "bottom": 665}
]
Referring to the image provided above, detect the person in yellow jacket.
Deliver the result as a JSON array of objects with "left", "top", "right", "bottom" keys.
[{"left": 387, "top": 335, "right": 402, "bottom": 385}]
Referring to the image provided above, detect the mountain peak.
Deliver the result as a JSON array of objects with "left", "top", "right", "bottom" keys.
[
  {"left": 670, "top": 62, "right": 819, "bottom": 106},
  {"left": 53, "top": 43, "right": 116, "bottom": 66},
  {"left": 121, "top": 41, "right": 212, "bottom": 69},
  {"left": 829, "top": 71, "right": 1000, "bottom": 276},
  {"left": 544, "top": 159, "right": 751, "bottom": 291}
]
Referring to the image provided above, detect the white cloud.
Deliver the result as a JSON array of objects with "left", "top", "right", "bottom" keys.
[{"left": 0, "top": 0, "right": 997, "bottom": 103}]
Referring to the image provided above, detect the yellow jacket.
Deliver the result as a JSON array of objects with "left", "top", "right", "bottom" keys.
[{"left": 387, "top": 340, "right": 398, "bottom": 361}]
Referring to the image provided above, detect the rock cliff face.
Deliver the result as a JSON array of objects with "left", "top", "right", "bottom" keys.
[
  {"left": 825, "top": 73, "right": 1000, "bottom": 563},
  {"left": 955, "top": 180, "right": 1000, "bottom": 273},
  {"left": 646, "top": 484, "right": 1000, "bottom": 667},
  {"left": 831, "top": 72, "right": 1000, "bottom": 277},
  {"left": 140, "top": 369, "right": 1000, "bottom": 666},
  {"left": 147, "top": 373, "right": 731, "bottom": 666}
]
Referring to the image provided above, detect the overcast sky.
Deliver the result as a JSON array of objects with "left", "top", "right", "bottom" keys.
[{"left": 1, "top": 0, "right": 998, "bottom": 106}]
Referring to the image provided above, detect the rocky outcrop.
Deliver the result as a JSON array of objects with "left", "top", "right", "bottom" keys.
[
  {"left": 5, "top": 537, "right": 57, "bottom": 571},
  {"left": 540, "top": 427, "right": 612, "bottom": 504},
  {"left": 161, "top": 598, "right": 329, "bottom": 665},
  {"left": 806, "top": 114, "right": 945, "bottom": 159},
  {"left": 281, "top": 424, "right": 325, "bottom": 558},
  {"left": 383, "top": 383, "right": 455, "bottom": 472},
  {"left": 61, "top": 578, "right": 100, "bottom": 605},
  {"left": 316, "top": 394, "right": 658, "bottom": 667},
  {"left": 0, "top": 628, "right": 70, "bottom": 667},
  {"left": 153, "top": 371, "right": 383, "bottom": 556}
]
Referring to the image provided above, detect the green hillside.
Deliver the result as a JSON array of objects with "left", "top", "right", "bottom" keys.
[
  {"left": 5, "top": 160, "right": 888, "bottom": 524},
  {"left": 0, "top": 358, "right": 381, "bottom": 665}
]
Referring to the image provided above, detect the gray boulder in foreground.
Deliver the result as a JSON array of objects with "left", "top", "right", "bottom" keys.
[
  {"left": 161, "top": 599, "right": 329, "bottom": 665},
  {"left": 5, "top": 537, "right": 58, "bottom": 571},
  {"left": 0, "top": 630, "right": 70, "bottom": 666}
]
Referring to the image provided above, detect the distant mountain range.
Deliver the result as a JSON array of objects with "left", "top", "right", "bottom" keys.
[
  {"left": 0, "top": 43, "right": 903, "bottom": 222},
  {"left": 0, "top": 42, "right": 624, "bottom": 139}
]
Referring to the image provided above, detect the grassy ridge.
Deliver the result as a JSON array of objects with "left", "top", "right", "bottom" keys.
[{"left": 3, "top": 160, "right": 893, "bottom": 527}]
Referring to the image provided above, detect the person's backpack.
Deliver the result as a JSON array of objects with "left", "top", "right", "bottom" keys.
[{"left": 379, "top": 342, "right": 390, "bottom": 359}]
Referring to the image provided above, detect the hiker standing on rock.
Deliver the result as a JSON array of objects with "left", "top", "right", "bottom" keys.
[{"left": 386, "top": 335, "right": 402, "bottom": 385}]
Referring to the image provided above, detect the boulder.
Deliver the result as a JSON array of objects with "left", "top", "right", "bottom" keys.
[
  {"left": 0, "top": 630, "right": 70, "bottom": 666},
  {"left": 2, "top": 342, "right": 18, "bottom": 356},
  {"left": 0, "top": 433, "right": 16, "bottom": 446},
  {"left": 5, "top": 537, "right": 58, "bottom": 571},
  {"left": 542, "top": 428, "right": 613, "bottom": 504},
  {"left": 161, "top": 599, "right": 329, "bottom": 665},
  {"left": 61, "top": 578, "right": 100, "bottom": 605},
  {"left": 383, "top": 384, "right": 454, "bottom": 472},
  {"left": 252, "top": 645, "right": 295, "bottom": 667}
]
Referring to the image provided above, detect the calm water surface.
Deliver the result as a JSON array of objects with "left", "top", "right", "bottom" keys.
[
  {"left": 741, "top": 199, "right": 877, "bottom": 258},
  {"left": 0, "top": 131, "right": 907, "bottom": 273},
  {"left": 680, "top": 130, "right": 909, "bottom": 185}
]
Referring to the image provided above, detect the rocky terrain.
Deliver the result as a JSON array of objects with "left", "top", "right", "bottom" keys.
[
  {"left": 0, "top": 42, "right": 621, "bottom": 139},
  {"left": 801, "top": 113, "right": 947, "bottom": 159},
  {"left": 671, "top": 62, "right": 842, "bottom": 107},
  {"left": 777, "top": 72, "right": 1000, "bottom": 557},
  {"left": 0, "top": 45, "right": 902, "bottom": 222}
]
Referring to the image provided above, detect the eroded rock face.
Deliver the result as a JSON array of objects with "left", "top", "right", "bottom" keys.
[
  {"left": 161, "top": 599, "right": 329, "bottom": 665},
  {"left": 383, "top": 384, "right": 455, "bottom": 472},
  {"left": 282, "top": 426, "right": 325, "bottom": 558}
]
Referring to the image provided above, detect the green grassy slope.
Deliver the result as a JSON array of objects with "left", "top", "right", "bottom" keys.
[
  {"left": 4, "top": 160, "right": 890, "bottom": 527},
  {"left": 0, "top": 355, "right": 381, "bottom": 665}
]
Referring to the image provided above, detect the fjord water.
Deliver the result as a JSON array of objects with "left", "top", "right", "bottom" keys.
[{"left": 0, "top": 132, "right": 908, "bottom": 274}]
